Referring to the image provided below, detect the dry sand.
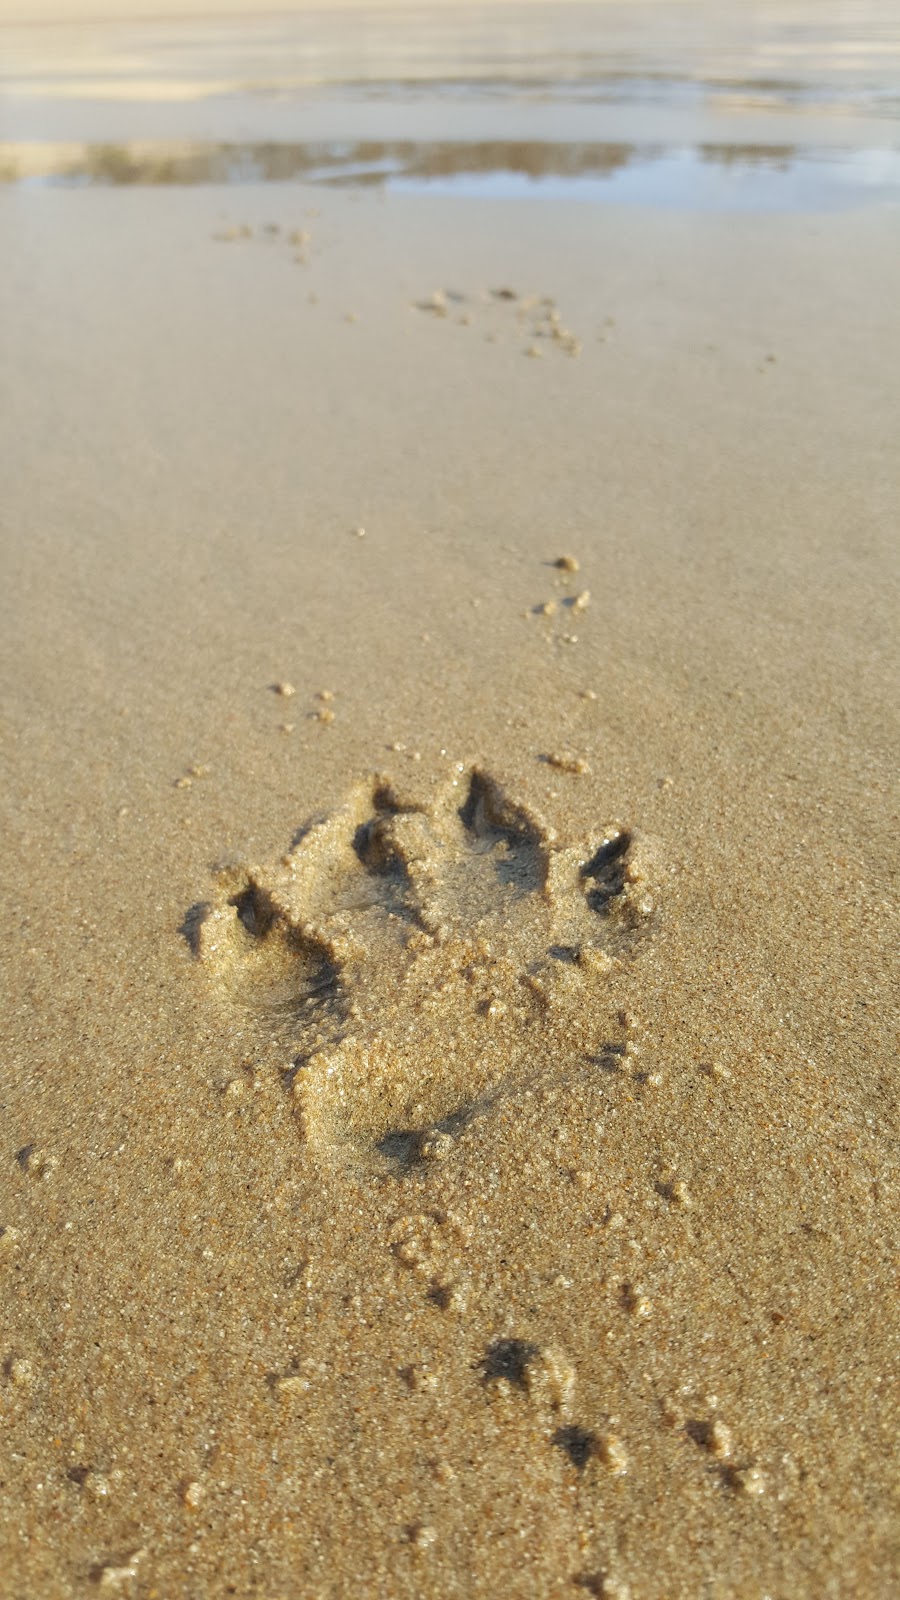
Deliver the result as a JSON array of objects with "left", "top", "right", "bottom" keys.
[{"left": 1, "top": 11, "right": 899, "bottom": 1599}]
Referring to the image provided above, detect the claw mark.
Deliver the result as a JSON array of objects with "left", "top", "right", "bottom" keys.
[
  {"left": 581, "top": 831, "right": 632, "bottom": 912},
  {"left": 480, "top": 1339, "right": 540, "bottom": 1387}
]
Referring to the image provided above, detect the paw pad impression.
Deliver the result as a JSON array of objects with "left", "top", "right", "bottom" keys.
[{"left": 187, "top": 765, "right": 656, "bottom": 1162}]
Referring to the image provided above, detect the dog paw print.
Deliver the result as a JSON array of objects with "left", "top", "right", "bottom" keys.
[{"left": 185, "top": 765, "right": 657, "bottom": 1166}]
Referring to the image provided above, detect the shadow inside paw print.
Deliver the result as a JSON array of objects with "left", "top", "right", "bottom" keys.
[
  {"left": 186, "top": 765, "right": 657, "bottom": 1166},
  {"left": 458, "top": 769, "right": 546, "bottom": 894}
]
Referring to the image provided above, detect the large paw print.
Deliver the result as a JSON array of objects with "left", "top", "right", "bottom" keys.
[{"left": 188, "top": 766, "right": 657, "bottom": 1167}]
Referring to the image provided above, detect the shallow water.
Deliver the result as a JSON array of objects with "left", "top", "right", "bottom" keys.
[
  {"left": 2, "top": 2, "right": 900, "bottom": 211},
  {"left": 5, "top": 134, "right": 900, "bottom": 210},
  {"left": 4, "top": 2, "right": 900, "bottom": 107}
]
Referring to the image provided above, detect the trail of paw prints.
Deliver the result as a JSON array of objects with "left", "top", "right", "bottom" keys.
[
  {"left": 414, "top": 285, "right": 584, "bottom": 358},
  {"left": 184, "top": 764, "right": 659, "bottom": 1168}
]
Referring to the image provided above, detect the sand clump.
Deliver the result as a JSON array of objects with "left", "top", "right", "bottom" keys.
[{"left": 415, "top": 283, "right": 584, "bottom": 358}]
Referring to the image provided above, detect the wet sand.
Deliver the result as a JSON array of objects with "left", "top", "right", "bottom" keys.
[{"left": 1, "top": 10, "right": 899, "bottom": 1600}]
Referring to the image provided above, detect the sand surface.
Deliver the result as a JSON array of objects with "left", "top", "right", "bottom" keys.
[{"left": 1, "top": 8, "right": 899, "bottom": 1598}]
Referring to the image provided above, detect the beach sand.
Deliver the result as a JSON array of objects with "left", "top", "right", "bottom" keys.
[{"left": 1, "top": 9, "right": 899, "bottom": 1597}]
